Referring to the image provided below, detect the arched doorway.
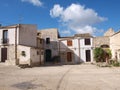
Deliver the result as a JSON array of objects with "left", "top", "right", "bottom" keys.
[
  {"left": 101, "top": 44, "right": 109, "bottom": 48},
  {"left": 45, "top": 49, "right": 52, "bottom": 62}
]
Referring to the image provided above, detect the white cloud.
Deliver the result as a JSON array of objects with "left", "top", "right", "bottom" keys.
[
  {"left": 61, "top": 30, "right": 71, "bottom": 35},
  {"left": 50, "top": 3, "right": 107, "bottom": 35},
  {"left": 21, "top": 0, "right": 42, "bottom": 7},
  {"left": 50, "top": 4, "right": 63, "bottom": 18}
]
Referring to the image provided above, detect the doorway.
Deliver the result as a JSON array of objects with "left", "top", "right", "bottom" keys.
[
  {"left": 45, "top": 49, "right": 52, "bottom": 62},
  {"left": 1, "top": 48, "right": 7, "bottom": 62},
  {"left": 67, "top": 52, "right": 72, "bottom": 62},
  {"left": 86, "top": 50, "right": 91, "bottom": 62}
]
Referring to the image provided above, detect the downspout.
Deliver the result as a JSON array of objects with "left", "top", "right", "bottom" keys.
[
  {"left": 15, "top": 25, "right": 18, "bottom": 65},
  {"left": 58, "top": 40, "right": 61, "bottom": 63},
  {"left": 78, "top": 38, "right": 81, "bottom": 63}
]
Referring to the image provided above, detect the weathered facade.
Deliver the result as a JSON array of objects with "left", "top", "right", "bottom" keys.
[
  {"left": 110, "top": 31, "right": 120, "bottom": 61},
  {"left": 0, "top": 24, "right": 41, "bottom": 66},
  {"left": 59, "top": 33, "right": 94, "bottom": 64},
  {"left": 37, "top": 28, "right": 60, "bottom": 63},
  {"left": 93, "top": 28, "right": 115, "bottom": 48}
]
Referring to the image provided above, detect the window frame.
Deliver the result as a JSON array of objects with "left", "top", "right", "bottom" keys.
[
  {"left": 46, "top": 37, "right": 50, "bottom": 44},
  {"left": 85, "top": 38, "right": 91, "bottom": 45},
  {"left": 67, "top": 40, "right": 72, "bottom": 46}
]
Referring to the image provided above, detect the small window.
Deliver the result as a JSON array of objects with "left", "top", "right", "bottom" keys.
[
  {"left": 3, "top": 30, "right": 8, "bottom": 44},
  {"left": 40, "top": 39, "right": 43, "bottom": 44},
  {"left": 46, "top": 38, "right": 50, "bottom": 44},
  {"left": 37, "top": 51, "right": 39, "bottom": 55},
  {"left": 85, "top": 38, "right": 91, "bottom": 45},
  {"left": 67, "top": 40, "right": 72, "bottom": 46}
]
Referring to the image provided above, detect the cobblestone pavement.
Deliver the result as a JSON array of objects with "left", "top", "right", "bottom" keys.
[{"left": 0, "top": 63, "right": 120, "bottom": 90}]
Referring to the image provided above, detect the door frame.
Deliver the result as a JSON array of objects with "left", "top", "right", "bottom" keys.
[
  {"left": 67, "top": 52, "right": 72, "bottom": 62},
  {"left": 45, "top": 49, "right": 52, "bottom": 62},
  {"left": 1, "top": 48, "right": 7, "bottom": 62},
  {"left": 85, "top": 50, "right": 91, "bottom": 62}
]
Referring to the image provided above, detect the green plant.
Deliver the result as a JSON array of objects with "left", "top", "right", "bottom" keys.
[
  {"left": 94, "top": 48, "right": 112, "bottom": 63},
  {"left": 94, "top": 48, "right": 104, "bottom": 62},
  {"left": 109, "top": 60, "right": 120, "bottom": 67}
]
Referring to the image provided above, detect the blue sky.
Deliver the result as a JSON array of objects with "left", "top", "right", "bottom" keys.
[{"left": 0, "top": 0, "right": 120, "bottom": 36}]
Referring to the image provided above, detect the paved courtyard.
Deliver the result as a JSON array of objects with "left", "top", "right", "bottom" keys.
[{"left": 0, "top": 63, "right": 120, "bottom": 90}]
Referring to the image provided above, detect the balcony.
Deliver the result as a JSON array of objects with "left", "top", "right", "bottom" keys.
[{"left": 1, "top": 38, "right": 9, "bottom": 45}]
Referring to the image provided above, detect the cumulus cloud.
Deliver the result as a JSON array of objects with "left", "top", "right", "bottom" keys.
[
  {"left": 60, "top": 30, "right": 71, "bottom": 35},
  {"left": 50, "top": 3, "right": 107, "bottom": 35},
  {"left": 21, "top": 0, "right": 42, "bottom": 7}
]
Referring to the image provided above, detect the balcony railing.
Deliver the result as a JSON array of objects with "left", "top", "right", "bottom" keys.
[{"left": 1, "top": 38, "right": 9, "bottom": 45}]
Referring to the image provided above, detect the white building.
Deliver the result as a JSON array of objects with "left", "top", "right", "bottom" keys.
[
  {"left": 59, "top": 33, "right": 93, "bottom": 64},
  {"left": 0, "top": 24, "right": 41, "bottom": 66}
]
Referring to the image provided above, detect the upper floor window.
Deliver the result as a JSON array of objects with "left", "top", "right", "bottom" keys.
[
  {"left": 67, "top": 40, "right": 72, "bottom": 46},
  {"left": 85, "top": 38, "right": 91, "bottom": 45},
  {"left": 3, "top": 30, "right": 8, "bottom": 44},
  {"left": 46, "top": 38, "right": 50, "bottom": 44}
]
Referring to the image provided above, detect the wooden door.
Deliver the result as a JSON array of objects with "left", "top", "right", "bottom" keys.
[
  {"left": 1, "top": 48, "right": 7, "bottom": 62},
  {"left": 67, "top": 52, "right": 72, "bottom": 62}
]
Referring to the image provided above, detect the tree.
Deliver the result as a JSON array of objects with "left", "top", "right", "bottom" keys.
[
  {"left": 94, "top": 47, "right": 112, "bottom": 63},
  {"left": 94, "top": 48, "right": 104, "bottom": 62}
]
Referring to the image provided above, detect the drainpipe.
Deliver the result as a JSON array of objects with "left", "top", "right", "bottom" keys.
[
  {"left": 78, "top": 38, "right": 81, "bottom": 62},
  {"left": 58, "top": 40, "right": 61, "bottom": 63},
  {"left": 15, "top": 25, "right": 18, "bottom": 65}
]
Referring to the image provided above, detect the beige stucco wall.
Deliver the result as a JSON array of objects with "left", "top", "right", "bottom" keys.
[
  {"left": 93, "top": 36, "right": 110, "bottom": 48},
  {"left": 19, "top": 24, "right": 37, "bottom": 47},
  {"left": 110, "top": 32, "right": 120, "bottom": 60},
  {"left": 104, "top": 28, "right": 115, "bottom": 36},
  {"left": 17, "top": 45, "right": 40, "bottom": 66},
  {"left": 30, "top": 48, "right": 40, "bottom": 66}
]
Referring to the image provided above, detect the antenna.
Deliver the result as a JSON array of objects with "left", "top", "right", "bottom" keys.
[{"left": 18, "top": 15, "right": 24, "bottom": 24}]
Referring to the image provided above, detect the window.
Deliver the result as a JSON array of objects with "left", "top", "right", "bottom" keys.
[
  {"left": 3, "top": 30, "right": 8, "bottom": 44},
  {"left": 46, "top": 38, "right": 50, "bottom": 44},
  {"left": 37, "top": 51, "right": 39, "bottom": 55},
  {"left": 85, "top": 38, "right": 91, "bottom": 45},
  {"left": 67, "top": 40, "right": 72, "bottom": 46},
  {"left": 40, "top": 39, "right": 43, "bottom": 44}
]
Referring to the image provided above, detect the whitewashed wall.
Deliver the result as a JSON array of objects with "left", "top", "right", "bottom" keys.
[
  {"left": 80, "top": 38, "right": 93, "bottom": 62},
  {"left": 0, "top": 28, "right": 17, "bottom": 45},
  {"left": 59, "top": 37, "right": 93, "bottom": 63},
  {"left": 18, "top": 45, "right": 31, "bottom": 65}
]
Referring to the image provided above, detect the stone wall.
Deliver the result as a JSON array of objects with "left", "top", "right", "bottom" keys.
[
  {"left": 93, "top": 36, "right": 110, "bottom": 48},
  {"left": 38, "top": 28, "right": 59, "bottom": 59}
]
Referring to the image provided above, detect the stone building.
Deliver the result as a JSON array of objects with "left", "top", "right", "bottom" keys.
[
  {"left": 0, "top": 24, "right": 41, "bottom": 66},
  {"left": 93, "top": 28, "right": 115, "bottom": 48},
  {"left": 37, "top": 28, "right": 60, "bottom": 63},
  {"left": 110, "top": 31, "right": 120, "bottom": 61}
]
